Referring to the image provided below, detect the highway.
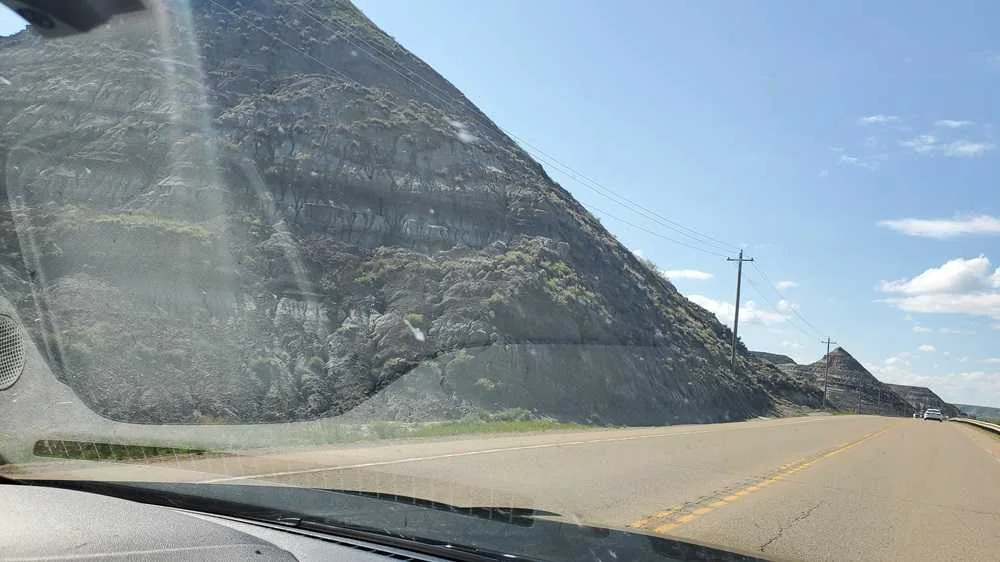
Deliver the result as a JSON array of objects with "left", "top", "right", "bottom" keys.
[{"left": 9, "top": 415, "right": 1000, "bottom": 561}]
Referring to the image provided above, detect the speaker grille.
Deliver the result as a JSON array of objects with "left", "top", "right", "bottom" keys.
[{"left": 0, "top": 314, "right": 26, "bottom": 390}]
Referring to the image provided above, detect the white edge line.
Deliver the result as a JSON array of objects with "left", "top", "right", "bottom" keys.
[{"left": 198, "top": 418, "right": 831, "bottom": 483}]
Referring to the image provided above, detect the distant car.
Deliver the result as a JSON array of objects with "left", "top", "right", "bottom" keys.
[
  {"left": 923, "top": 408, "right": 944, "bottom": 421},
  {"left": 913, "top": 413, "right": 920, "bottom": 419}
]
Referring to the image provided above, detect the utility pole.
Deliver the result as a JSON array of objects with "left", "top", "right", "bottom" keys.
[
  {"left": 727, "top": 249, "right": 753, "bottom": 376},
  {"left": 820, "top": 337, "right": 836, "bottom": 409},
  {"left": 857, "top": 371, "right": 863, "bottom": 414}
]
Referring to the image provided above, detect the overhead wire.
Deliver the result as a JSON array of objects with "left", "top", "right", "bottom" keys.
[
  {"left": 212, "top": 1, "right": 838, "bottom": 346},
  {"left": 750, "top": 261, "right": 827, "bottom": 338},
  {"left": 205, "top": 0, "right": 353, "bottom": 84},
  {"left": 584, "top": 204, "right": 730, "bottom": 259},
  {"left": 742, "top": 275, "right": 818, "bottom": 341},
  {"left": 283, "top": 0, "right": 740, "bottom": 256}
]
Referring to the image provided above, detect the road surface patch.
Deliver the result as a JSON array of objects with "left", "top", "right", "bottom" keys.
[
  {"left": 198, "top": 418, "right": 830, "bottom": 484},
  {"left": 629, "top": 425, "right": 894, "bottom": 535}
]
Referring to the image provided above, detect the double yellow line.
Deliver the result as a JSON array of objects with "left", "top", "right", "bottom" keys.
[{"left": 630, "top": 424, "right": 896, "bottom": 534}]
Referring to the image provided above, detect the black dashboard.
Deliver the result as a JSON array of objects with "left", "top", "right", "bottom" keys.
[
  {"left": 1, "top": 484, "right": 454, "bottom": 561},
  {"left": 1, "top": 480, "right": 767, "bottom": 561}
]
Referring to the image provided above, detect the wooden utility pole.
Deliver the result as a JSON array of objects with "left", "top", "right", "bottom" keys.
[
  {"left": 821, "top": 337, "right": 836, "bottom": 408},
  {"left": 857, "top": 371, "right": 863, "bottom": 414},
  {"left": 727, "top": 249, "right": 754, "bottom": 376}
]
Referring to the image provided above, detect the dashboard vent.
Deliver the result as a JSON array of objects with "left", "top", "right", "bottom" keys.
[{"left": 0, "top": 314, "right": 26, "bottom": 390}]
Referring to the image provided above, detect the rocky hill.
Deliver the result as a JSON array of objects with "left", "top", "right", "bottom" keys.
[
  {"left": 777, "top": 348, "right": 910, "bottom": 416},
  {"left": 751, "top": 351, "right": 796, "bottom": 365},
  {"left": 955, "top": 404, "right": 1000, "bottom": 420},
  {"left": 0, "top": 0, "right": 821, "bottom": 425},
  {"left": 887, "top": 385, "right": 960, "bottom": 417}
]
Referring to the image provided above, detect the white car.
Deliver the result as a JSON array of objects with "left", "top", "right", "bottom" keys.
[{"left": 922, "top": 408, "right": 944, "bottom": 421}]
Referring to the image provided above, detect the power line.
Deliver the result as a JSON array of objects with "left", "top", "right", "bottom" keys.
[
  {"left": 507, "top": 140, "right": 739, "bottom": 253},
  {"left": 585, "top": 204, "right": 730, "bottom": 258},
  {"left": 750, "top": 261, "right": 825, "bottom": 337},
  {"left": 205, "top": 0, "right": 353, "bottom": 84},
  {"left": 214, "top": 1, "right": 831, "bottom": 338},
  {"left": 742, "top": 267, "right": 822, "bottom": 339},
  {"left": 298, "top": 0, "right": 739, "bottom": 253},
  {"left": 284, "top": 0, "right": 740, "bottom": 255},
  {"left": 523, "top": 149, "right": 738, "bottom": 254},
  {"left": 743, "top": 276, "right": 817, "bottom": 341},
  {"left": 210, "top": 0, "right": 742, "bottom": 265}
]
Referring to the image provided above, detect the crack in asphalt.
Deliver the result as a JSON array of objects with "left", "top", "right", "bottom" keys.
[{"left": 759, "top": 502, "right": 823, "bottom": 552}]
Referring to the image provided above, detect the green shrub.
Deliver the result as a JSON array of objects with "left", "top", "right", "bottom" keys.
[
  {"left": 474, "top": 377, "right": 497, "bottom": 391},
  {"left": 91, "top": 213, "right": 212, "bottom": 241}
]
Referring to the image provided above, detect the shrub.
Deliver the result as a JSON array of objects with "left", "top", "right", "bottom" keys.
[{"left": 474, "top": 377, "right": 497, "bottom": 391}]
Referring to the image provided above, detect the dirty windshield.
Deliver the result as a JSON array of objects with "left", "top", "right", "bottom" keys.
[{"left": 1, "top": 1, "right": 998, "bottom": 561}]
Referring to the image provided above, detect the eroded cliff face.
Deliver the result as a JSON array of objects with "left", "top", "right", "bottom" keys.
[
  {"left": 778, "top": 348, "right": 910, "bottom": 416},
  {"left": 0, "top": 0, "right": 815, "bottom": 425},
  {"left": 885, "top": 384, "right": 960, "bottom": 417}
]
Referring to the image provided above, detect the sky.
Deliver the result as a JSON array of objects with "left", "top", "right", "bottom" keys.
[
  {"left": 351, "top": 0, "right": 1000, "bottom": 407},
  {"left": 2, "top": 2, "right": 1000, "bottom": 406}
]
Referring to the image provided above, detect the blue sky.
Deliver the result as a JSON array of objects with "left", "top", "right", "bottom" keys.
[
  {"left": 352, "top": 0, "right": 1000, "bottom": 406},
  {"left": 3, "top": 3, "right": 999, "bottom": 406}
]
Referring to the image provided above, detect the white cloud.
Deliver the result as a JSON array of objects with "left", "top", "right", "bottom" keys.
[
  {"left": 937, "top": 327, "right": 974, "bottom": 334},
  {"left": 884, "top": 353, "right": 910, "bottom": 367},
  {"left": 776, "top": 280, "right": 799, "bottom": 290},
  {"left": 776, "top": 299, "right": 799, "bottom": 313},
  {"left": 993, "top": 323, "right": 1000, "bottom": 331},
  {"left": 631, "top": 249, "right": 644, "bottom": 258},
  {"left": 882, "top": 292, "right": 1000, "bottom": 318},
  {"left": 838, "top": 153, "right": 880, "bottom": 170},
  {"left": 918, "top": 344, "right": 936, "bottom": 352},
  {"left": 899, "top": 134, "right": 994, "bottom": 157},
  {"left": 880, "top": 256, "right": 1000, "bottom": 295},
  {"left": 944, "top": 140, "right": 995, "bottom": 157},
  {"left": 869, "top": 350, "right": 1000, "bottom": 405},
  {"left": 858, "top": 114, "right": 899, "bottom": 125},
  {"left": 660, "top": 269, "right": 714, "bottom": 281},
  {"left": 879, "top": 256, "right": 1000, "bottom": 319},
  {"left": 877, "top": 215, "right": 1000, "bottom": 239},
  {"left": 959, "top": 356, "right": 970, "bottom": 363},
  {"left": 911, "top": 326, "right": 974, "bottom": 334},
  {"left": 870, "top": 368, "right": 932, "bottom": 388},
  {"left": 688, "top": 295, "right": 789, "bottom": 326},
  {"left": 979, "top": 358, "right": 1000, "bottom": 364},
  {"left": 934, "top": 119, "right": 973, "bottom": 128},
  {"left": 780, "top": 340, "right": 803, "bottom": 349},
  {"left": 871, "top": 352, "right": 926, "bottom": 389},
  {"left": 932, "top": 371, "right": 1000, "bottom": 405},
  {"left": 900, "top": 134, "right": 937, "bottom": 153}
]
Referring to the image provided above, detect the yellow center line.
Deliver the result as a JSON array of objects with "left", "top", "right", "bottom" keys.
[{"left": 629, "top": 423, "right": 898, "bottom": 534}]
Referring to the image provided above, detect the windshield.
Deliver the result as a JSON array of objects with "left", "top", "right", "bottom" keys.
[{"left": 1, "top": 2, "right": 998, "bottom": 561}]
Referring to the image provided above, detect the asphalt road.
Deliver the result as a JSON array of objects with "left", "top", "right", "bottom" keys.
[{"left": 10, "top": 415, "right": 1000, "bottom": 561}]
